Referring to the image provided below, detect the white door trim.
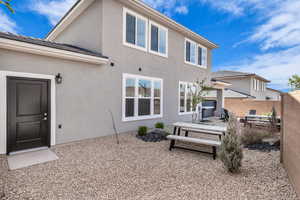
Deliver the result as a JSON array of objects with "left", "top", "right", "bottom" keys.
[{"left": 0, "top": 70, "right": 56, "bottom": 154}]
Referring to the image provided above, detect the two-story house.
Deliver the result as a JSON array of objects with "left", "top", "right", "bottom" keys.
[
  {"left": 0, "top": 0, "right": 218, "bottom": 154},
  {"left": 211, "top": 70, "right": 281, "bottom": 100},
  {"left": 204, "top": 70, "right": 282, "bottom": 117}
]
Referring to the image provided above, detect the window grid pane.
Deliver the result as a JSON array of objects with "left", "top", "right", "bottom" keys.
[
  {"left": 138, "top": 79, "right": 151, "bottom": 97},
  {"left": 151, "top": 25, "right": 159, "bottom": 52},
  {"left": 126, "top": 78, "right": 135, "bottom": 97},
  {"left": 158, "top": 29, "right": 166, "bottom": 54},
  {"left": 190, "top": 43, "right": 196, "bottom": 64},
  {"left": 136, "top": 18, "right": 146, "bottom": 48},
  {"left": 125, "top": 98, "right": 135, "bottom": 117},
  {"left": 180, "top": 83, "right": 186, "bottom": 113},
  {"left": 126, "top": 13, "right": 136, "bottom": 45},
  {"left": 186, "top": 41, "right": 191, "bottom": 62}
]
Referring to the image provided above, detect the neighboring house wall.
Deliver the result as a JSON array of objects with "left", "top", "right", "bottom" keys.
[
  {"left": 54, "top": 0, "right": 103, "bottom": 52},
  {"left": 281, "top": 91, "right": 300, "bottom": 197},
  {"left": 224, "top": 98, "right": 281, "bottom": 117},
  {"left": 250, "top": 77, "right": 268, "bottom": 100},
  {"left": 266, "top": 89, "right": 281, "bottom": 100},
  {"left": 220, "top": 77, "right": 251, "bottom": 96}
]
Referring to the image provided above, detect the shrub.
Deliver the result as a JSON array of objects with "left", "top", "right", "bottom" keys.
[
  {"left": 138, "top": 126, "right": 148, "bottom": 136},
  {"left": 155, "top": 122, "right": 164, "bottom": 129},
  {"left": 219, "top": 113, "right": 243, "bottom": 173},
  {"left": 241, "top": 127, "right": 271, "bottom": 145},
  {"left": 269, "top": 106, "right": 279, "bottom": 134}
]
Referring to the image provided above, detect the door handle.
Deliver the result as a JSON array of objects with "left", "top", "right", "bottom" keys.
[{"left": 42, "top": 117, "right": 48, "bottom": 121}]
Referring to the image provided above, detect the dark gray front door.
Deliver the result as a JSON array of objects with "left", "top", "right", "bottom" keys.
[{"left": 7, "top": 77, "right": 50, "bottom": 153}]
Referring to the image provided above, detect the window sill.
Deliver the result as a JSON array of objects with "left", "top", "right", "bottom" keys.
[
  {"left": 178, "top": 112, "right": 194, "bottom": 116},
  {"left": 184, "top": 61, "right": 207, "bottom": 69},
  {"left": 122, "top": 114, "right": 163, "bottom": 122},
  {"left": 123, "top": 41, "right": 148, "bottom": 53},
  {"left": 149, "top": 49, "right": 168, "bottom": 58}
]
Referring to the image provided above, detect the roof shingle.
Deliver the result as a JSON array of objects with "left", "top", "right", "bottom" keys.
[{"left": 0, "top": 32, "right": 108, "bottom": 59}]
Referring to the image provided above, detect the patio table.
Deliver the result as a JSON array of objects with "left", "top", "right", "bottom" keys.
[{"left": 172, "top": 122, "right": 227, "bottom": 140}]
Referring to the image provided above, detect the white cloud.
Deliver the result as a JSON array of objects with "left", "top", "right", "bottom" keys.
[
  {"left": 175, "top": 6, "right": 188, "bottom": 15},
  {"left": 220, "top": 46, "right": 300, "bottom": 90},
  {"left": 250, "top": 0, "right": 300, "bottom": 50},
  {"left": 205, "top": 0, "right": 300, "bottom": 90},
  {"left": 0, "top": 12, "right": 17, "bottom": 33},
  {"left": 142, "top": 0, "right": 188, "bottom": 16},
  {"left": 31, "top": 0, "right": 76, "bottom": 25}
]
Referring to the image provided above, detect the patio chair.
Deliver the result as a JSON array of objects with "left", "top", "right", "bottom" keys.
[
  {"left": 220, "top": 108, "right": 229, "bottom": 122},
  {"left": 248, "top": 110, "right": 257, "bottom": 115}
]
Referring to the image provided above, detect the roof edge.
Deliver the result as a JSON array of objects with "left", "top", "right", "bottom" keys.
[
  {"left": 0, "top": 37, "right": 109, "bottom": 65},
  {"left": 214, "top": 74, "right": 270, "bottom": 83},
  {"left": 46, "top": 0, "right": 95, "bottom": 41},
  {"left": 125, "top": 0, "right": 218, "bottom": 49}
]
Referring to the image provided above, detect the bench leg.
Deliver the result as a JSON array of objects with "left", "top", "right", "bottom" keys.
[
  {"left": 212, "top": 146, "right": 217, "bottom": 160},
  {"left": 185, "top": 130, "right": 189, "bottom": 137},
  {"left": 173, "top": 126, "right": 177, "bottom": 135},
  {"left": 218, "top": 135, "right": 222, "bottom": 141},
  {"left": 169, "top": 140, "right": 175, "bottom": 151},
  {"left": 177, "top": 127, "right": 181, "bottom": 136}
]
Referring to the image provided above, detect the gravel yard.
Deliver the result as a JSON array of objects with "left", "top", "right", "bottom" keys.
[{"left": 0, "top": 133, "right": 298, "bottom": 200}]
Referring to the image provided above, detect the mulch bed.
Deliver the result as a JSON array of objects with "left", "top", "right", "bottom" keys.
[
  {"left": 136, "top": 129, "right": 169, "bottom": 142},
  {"left": 245, "top": 141, "right": 280, "bottom": 152}
]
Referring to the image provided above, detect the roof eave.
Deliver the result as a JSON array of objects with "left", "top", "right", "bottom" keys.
[
  {"left": 125, "top": 0, "right": 218, "bottom": 49},
  {"left": 46, "top": 0, "right": 95, "bottom": 41},
  {"left": 0, "top": 37, "right": 109, "bottom": 65}
]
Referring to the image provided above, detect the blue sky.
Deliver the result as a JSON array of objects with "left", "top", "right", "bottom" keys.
[{"left": 1, "top": 0, "right": 299, "bottom": 91}]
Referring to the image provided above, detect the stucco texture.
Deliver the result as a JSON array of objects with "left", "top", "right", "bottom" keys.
[
  {"left": 224, "top": 98, "right": 281, "bottom": 117},
  {"left": 0, "top": 0, "right": 213, "bottom": 147},
  {"left": 282, "top": 91, "right": 300, "bottom": 197}
]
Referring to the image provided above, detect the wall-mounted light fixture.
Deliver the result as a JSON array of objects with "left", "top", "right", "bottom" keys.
[{"left": 55, "top": 73, "right": 63, "bottom": 84}]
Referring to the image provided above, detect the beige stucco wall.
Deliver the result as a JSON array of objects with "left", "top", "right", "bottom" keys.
[
  {"left": 221, "top": 77, "right": 251, "bottom": 95},
  {"left": 282, "top": 91, "right": 300, "bottom": 197},
  {"left": 54, "top": 0, "right": 103, "bottom": 52},
  {"left": 0, "top": 0, "right": 213, "bottom": 147},
  {"left": 224, "top": 98, "right": 281, "bottom": 117}
]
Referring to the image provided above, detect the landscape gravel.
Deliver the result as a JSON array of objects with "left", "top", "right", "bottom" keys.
[{"left": 0, "top": 133, "right": 298, "bottom": 200}]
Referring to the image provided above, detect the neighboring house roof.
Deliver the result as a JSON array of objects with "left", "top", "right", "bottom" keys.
[
  {"left": 0, "top": 32, "right": 109, "bottom": 64},
  {"left": 267, "top": 87, "right": 282, "bottom": 93},
  {"left": 212, "top": 70, "right": 270, "bottom": 83},
  {"left": 46, "top": 0, "right": 218, "bottom": 49},
  {"left": 205, "top": 88, "right": 255, "bottom": 99}
]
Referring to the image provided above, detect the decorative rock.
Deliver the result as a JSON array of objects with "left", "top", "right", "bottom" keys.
[{"left": 136, "top": 129, "right": 168, "bottom": 142}]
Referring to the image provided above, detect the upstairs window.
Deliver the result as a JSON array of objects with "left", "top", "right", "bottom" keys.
[
  {"left": 123, "top": 8, "right": 147, "bottom": 51},
  {"left": 185, "top": 38, "right": 207, "bottom": 68},
  {"left": 150, "top": 21, "right": 168, "bottom": 57}
]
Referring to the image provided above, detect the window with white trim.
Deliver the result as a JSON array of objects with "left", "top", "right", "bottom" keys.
[
  {"left": 185, "top": 38, "right": 207, "bottom": 68},
  {"left": 179, "top": 82, "right": 196, "bottom": 114},
  {"left": 123, "top": 74, "right": 163, "bottom": 121},
  {"left": 149, "top": 21, "right": 168, "bottom": 57},
  {"left": 123, "top": 8, "right": 147, "bottom": 51}
]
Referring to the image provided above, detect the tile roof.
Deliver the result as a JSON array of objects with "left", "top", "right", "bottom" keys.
[
  {"left": 212, "top": 70, "right": 270, "bottom": 82},
  {"left": 0, "top": 32, "right": 108, "bottom": 59}
]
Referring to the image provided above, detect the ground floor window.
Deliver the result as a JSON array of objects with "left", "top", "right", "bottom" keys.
[
  {"left": 179, "top": 81, "right": 196, "bottom": 115},
  {"left": 123, "top": 73, "right": 163, "bottom": 121}
]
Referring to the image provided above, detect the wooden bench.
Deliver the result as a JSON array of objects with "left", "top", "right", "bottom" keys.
[
  {"left": 181, "top": 128, "right": 224, "bottom": 141},
  {"left": 167, "top": 135, "right": 221, "bottom": 160}
]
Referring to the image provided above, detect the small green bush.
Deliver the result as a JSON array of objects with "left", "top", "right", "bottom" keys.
[
  {"left": 219, "top": 113, "right": 243, "bottom": 173},
  {"left": 155, "top": 122, "right": 164, "bottom": 129},
  {"left": 138, "top": 126, "right": 148, "bottom": 136},
  {"left": 241, "top": 127, "right": 271, "bottom": 145}
]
